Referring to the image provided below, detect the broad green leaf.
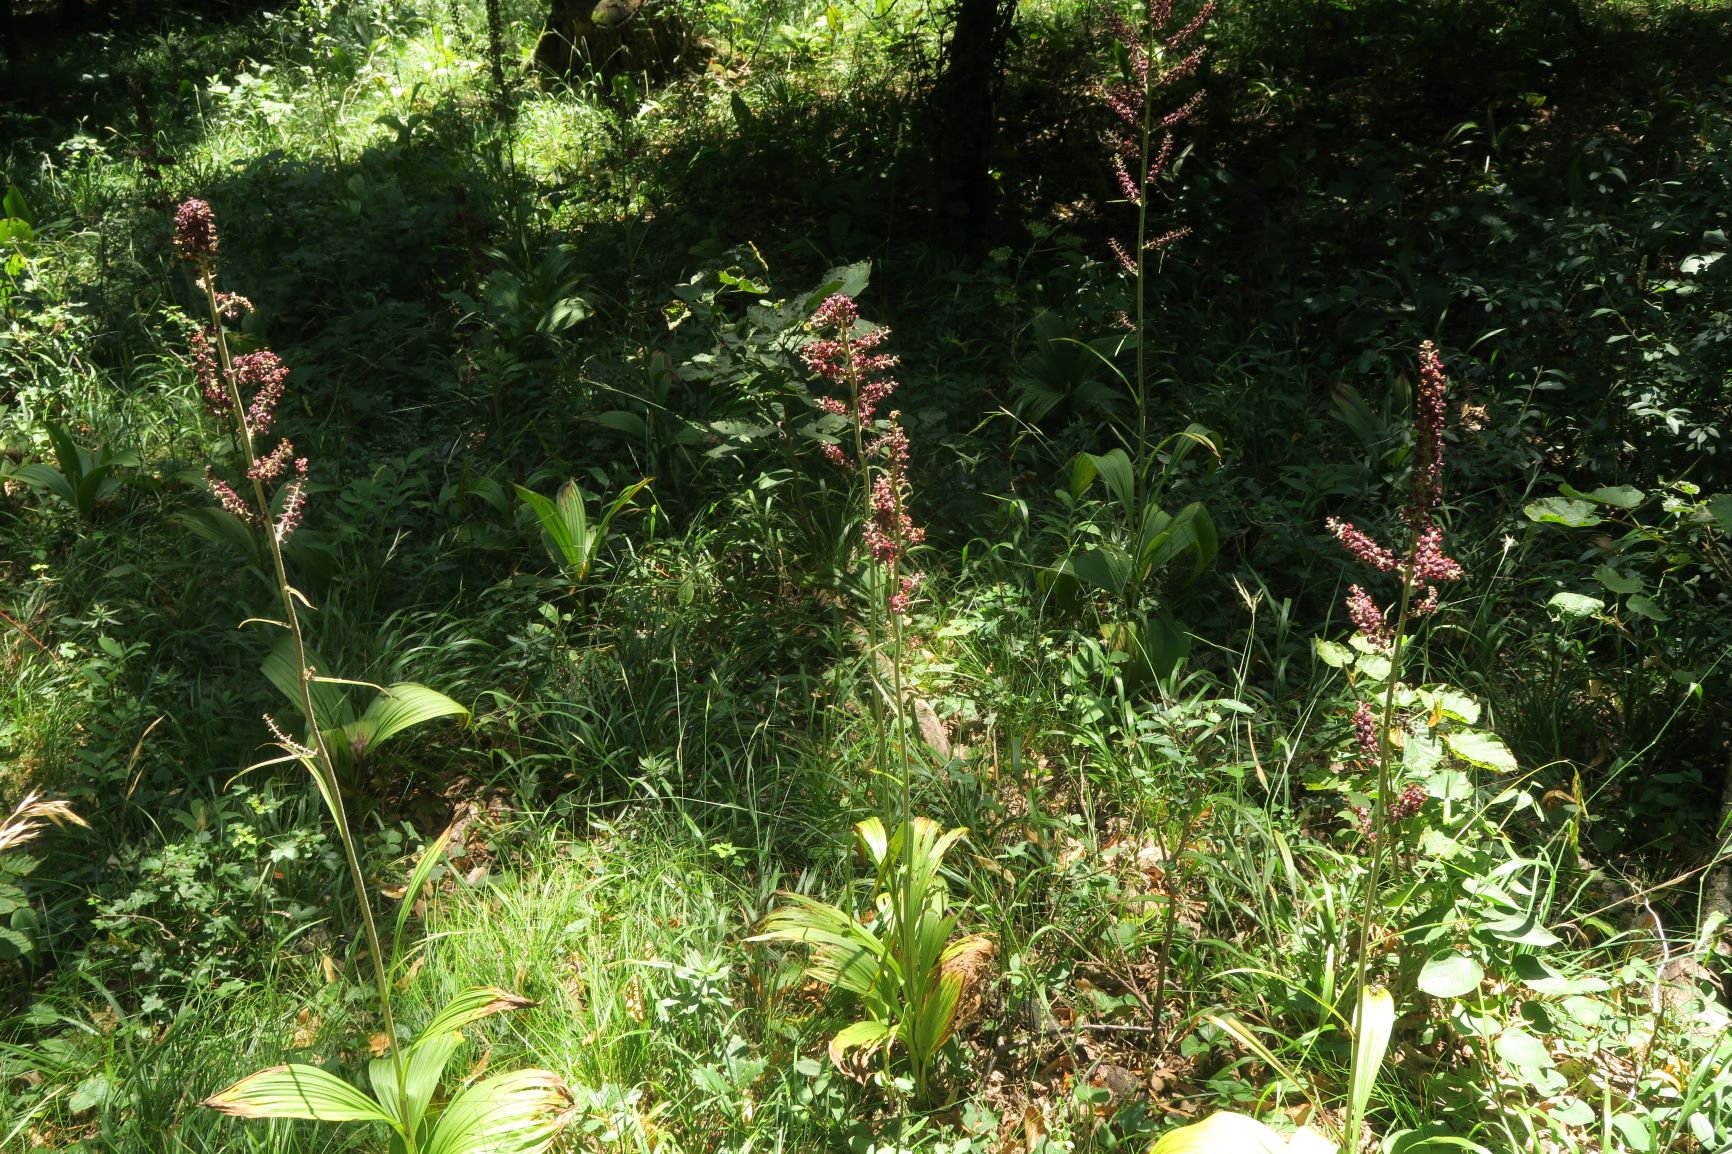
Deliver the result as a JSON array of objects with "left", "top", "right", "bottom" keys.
[
  {"left": 421, "top": 1068, "right": 573, "bottom": 1154},
  {"left": 204, "top": 1064, "right": 401, "bottom": 1127},
  {"left": 1066, "top": 545, "right": 1133, "bottom": 598},
  {"left": 1313, "top": 638, "right": 1354, "bottom": 669},
  {"left": 1443, "top": 730, "right": 1517, "bottom": 773},
  {"left": 1417, "top": 952, "right": 1483, "bottom": 998},
  {"left": 1070, "top": 449, "right": 1136, "bottom": 513},
  {"left": 9, "top": 463, "right": 76, "bottom": 508},
  {"left": 346, "top": 683, "right": 470, "bottom": 757},
  {"left": 1493, "top": 1027, "right": 1552, "bottom": 1070},
  {"left": 418, "top": 987, "right": 536, "bottom": 1042},
  {"left": 1592, "top": 565, "right": 1643, "bottom": 594},
  {"left": 1523, "top": 497, "right": 1600, "bottom": 528},
  {"left": 393, "top": 820, "right": 461, "bottom": 970},
  {"left": 1547, "top": 591, "right": 1605, "bottom": 618},
  {"left": 1624, "top": 594, "right": 1669, "bottom": 621},
  {"left": 1427, "top": 689, "right": 1481, "bottom": 726},
  {"left": 261, "top": 637, "right": 355, "bottom": 727},
  {"left": 514, "top": 483, "right": 579, "bottom": 576},
  {"left": 854, "top": 817, "right": 889, "bottom": 869}
]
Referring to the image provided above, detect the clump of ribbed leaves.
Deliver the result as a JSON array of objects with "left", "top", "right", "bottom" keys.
[
  {"left": 751, "top": 816, "right": 992, "bottom": 1103},
  {"left": 204, "top": 826, "right": 574, "bottom": 1154}
]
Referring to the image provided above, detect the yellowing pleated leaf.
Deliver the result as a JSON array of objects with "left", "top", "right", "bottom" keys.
[{"left": 204, "top": 1064, "right": 399, "bottom": 1128}]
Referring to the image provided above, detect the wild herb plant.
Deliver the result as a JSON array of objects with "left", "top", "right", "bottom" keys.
[
  {"left": 169, "top": 199, "right": 573, "bottom": 1153},
  {"left": 1048, "top": 0, "right": 1219, "bottom": 681},
  {"left": 753, "top": 293, "right": 990, "bottom": 1106}
]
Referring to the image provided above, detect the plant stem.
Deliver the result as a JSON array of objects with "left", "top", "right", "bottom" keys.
[
  {"left": 198, "top": 273, "right": 409, "bottom": 1132},
  {"left": 1343, "top": 562, "right": 1416, "bottom": 1153}
]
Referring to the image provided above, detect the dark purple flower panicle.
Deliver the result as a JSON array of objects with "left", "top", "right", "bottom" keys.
[
  {"left": 1351, "top": 701, "right": 1381, "bottom": 763},
  {"left": 177, "top": 196, "right": 314, "bottom": 547},
  {"left": 1388, "top": 782, "right": 1429, "bottom": 820},
  {"left": 1406, "top": 340, "right": 1449, "bottom": 529}
]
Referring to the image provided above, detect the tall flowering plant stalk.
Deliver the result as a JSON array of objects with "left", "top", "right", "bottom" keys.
[
  {"left": 175, "top": 201, "right": 572, "bottom": 1153},
  {"left": 755, "top": 295, "right": 990, "bottom": 1106},
  {"left": 1328, "top": 342, "right": 1461, "bottom": 1151},
  {"left": 1101, "top": 0, "right": 1212, "bottom": 509},
  {"left": 174, "top": 194, "right": 406, "bottom": 1095}
]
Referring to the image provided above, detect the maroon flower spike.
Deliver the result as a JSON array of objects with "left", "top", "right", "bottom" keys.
[
  {"left": 1100, "top": 0, "right": 1213, "bottom": 276},
  {"left": 189, "top": 328, "right": 229, "bottom": 418},
  {"left": 1351, "top": 701, "right": 1381, "bottom": 763},
  {"left": 1406, "top": 340, "right": 1449, "bottom": 529},
  {"left": 174, "top": 199, "right": 218, "bottom": 264},
  {"left": 1327, "top": 518, "right": 1399, "bottom": 572},
  {"left": 234, "top": 350, "right": 289, "bottom": 435},
  {"left": 1345, "top": 584, "right": 1388, "bottom": 645}
]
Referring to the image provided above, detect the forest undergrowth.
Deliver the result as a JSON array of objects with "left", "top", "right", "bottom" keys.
[{"left": 0, "top": 0, "right": 1729, "bottom": 1151}]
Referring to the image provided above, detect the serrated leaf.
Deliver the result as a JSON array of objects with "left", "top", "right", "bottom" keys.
[
  {"left": 1355, "top": 653, "right": 1392, "bottom": 682},
  {"left": 69, "top": 1073, "right": 111, "bottom": 1113},
  {"left": 1443, "top": 730, "right": 1517, "bottom": 773},
  {"left": 204, "top": 1064, "right": 400, "bottom": 1126},
  {"left": 1559, "top": 482, "right": 1644, "bottom": 510},
  {"left": 1707, "top": 494, "right": 1732, "bottom": 533},
  {"left": 1417, "top": 952, "right": 1483, "bottom": 998},
  {"left": 1592, "top": 566, "right": 1643, "bottom": 594}
]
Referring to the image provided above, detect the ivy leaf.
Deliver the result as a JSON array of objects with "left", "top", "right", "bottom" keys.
[{"left": 1443, "top": 730, "right": 1517, "bottom": 773}]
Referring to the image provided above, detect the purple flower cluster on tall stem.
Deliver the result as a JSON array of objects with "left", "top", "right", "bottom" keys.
[
  {"left": 1327, "top": 341, "right": 1462, "bottom": 641},
  {"left": 176, "top": 201, "right": 308, "bottom": 545},
  {"left": 1101, "top": 0, "right": 1213, "bottom": 274},
  {"left": 173, "top": 198, "right": 406, "bottom": 1091},
  {"left": 805, "top": 293, "right": 924, "bottom": 616}
]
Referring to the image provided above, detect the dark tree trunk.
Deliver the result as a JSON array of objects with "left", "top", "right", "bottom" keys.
[{"left": 929, "top": 0, "right": 1017, "bottom": 248}]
